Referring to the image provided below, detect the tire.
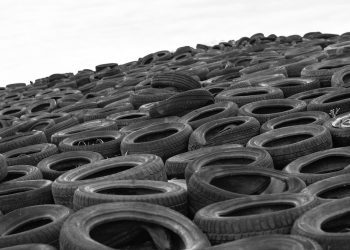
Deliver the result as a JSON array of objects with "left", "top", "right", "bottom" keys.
[
  {"left": 0, "top": 204, "right": 71, "bottom": 248},
  {"left": 0, "top": 180, "right": 53, "bottom": 213},
  {"left": 331, "top": 65, "right": 350, "bottom": 87},
  {"left": 185, "top": 147, "right": 274, "bottom": 184},
  {"left": 302, "top": 173, "right": 350, "bottom": 204},
  {"left": 73, "top": 180, "right": 187, "bottom": 214},
  {"left": 215, "top": 87, "right": 284, "bottom": 107},
  {"left": 292, "top": 197, "right": 350, "bottom": 250},
  {"left": 247, "top": 124, "right": 332, "bottom": 170},
  {"left": 59, "top": 130, "right": 125, "bottom": 158},
  {"left": 283, "top": 147, "right": 350, "bottom": 185},
  {"left": 188, "top": 116, "right": 260, "bottom": 150},
  {"left": 202, "top": 234, "right": 322, "bottom": 250},
  {"left": 194, "top": 193, "right": 317, "bottom": 244},
  {"left": 119, "top": 116, "right": 179, "bottom": 134},
  {"left": 34, "top": 112, "right": 71, "bottom": 124},
  {"left": 324, "top": 112, "right": 350, "bottom": 147},
  {"left": 129, "top": 88, "right": 175, "bottom": 108},
  {"left": 37, "top": 151, "right": 103, "bottom": 181},
  {"left": 188, "top": 166, "right": 305, "bottom": 214},
  {"left": 59, "top": 202, "right": 210, "bottom": 250},
  {"left": 82, "top": 104, "right": 134, "bottom": 121},
  {"left": 281, "top": 56, "right": 319, "bottom": 77},
  {"left": 307, "top": 88, "right": 350, "bottom": 115},
  {"left": 258, "top": 78, "right": 320, "bottom": 97},
  {"left": 2, "top": 165, "right": 42, "bottom": 183},
  {"left": 149, "top": 89, "right": 214, "bottom": 118},
  {"left": 165, "top": 144, "right": 243, "bottom": 179},
  {"left": 288, "top": 87, "right": 341, "bottom": 104},
  {"left": 106, "top": 110, "right": 150, "bottom": 129},
  {"left": 4, "top": 143, "right": 58, "bottom": 166},
  {"left": 238, "top": 99, "right": 307, "bottom": 124},
  {"left": 0, "top": 130, "right": 47, "bottom": 154},
  {"left": 50, "top": 119, "right": 118, "bottom": 145},
  {"left": 301, "top": 57, "right": 350, "bottom": 87},
  {"left": 45, "top": 117, "right": 80, "bottom": 142},
  {"left": 52, "top": 154, "right": 166, "bottom": 208},
  {"left": 260, "top": 111, "right": 330, "bottom": 133},
  {"left": 179, "top": 101, "right": 238, "bottom": 129},
  {"left": 151, "top": 72, "right": 201, "bottom": 90},
  {"left": 0, "top": 107, "right": 27, "bottom": 118},
  {"left": 27, "top": 99, "right": 57, "bottom": 114},
  {"left": 121, "top": 122, "right": 193, "bottom": 160}
]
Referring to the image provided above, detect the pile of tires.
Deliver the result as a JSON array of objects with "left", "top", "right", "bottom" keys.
[{"left": 1, "top": 31, "right": 350, "bottom": 249}]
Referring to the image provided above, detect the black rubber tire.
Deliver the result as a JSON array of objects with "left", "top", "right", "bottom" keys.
[
  {"left": 247, "top": 124, "right": 333, "bottom": 170},
  {"left": 129, "top": 88, "right": 175, "bottom": 108},
  {"left": 0, "top": 243, "right": 57, "bottom": 250},
  {"left": 59, "top": 202, "right": 210, "bottom": 250},
  {"left": 292, "top": 197, "right": 350, "bottom": 250},
  {"left": 27, "top": 99, "right": 57, "bottom": 114},
  {"left": 0, "top": 180, "right": 53, "bottom": 213},
  {"left": 106, "top": 110, "right": 150, "bottom": 129},
  {"left": 0, "top": 204, "right": 71, "bottom": 248},
  {"left": 59, "top": 130, "right": 125, "bottom": 158},
  {"left": 281, "top": 57, "right": 319, "bottom": 77},
  {"left": 149, "top": 89, "right": 214, "bottom": 118},
  {"left": 258, "top": 78, "right": 320, "bottom": 97},
  {"left": 2, "top": 165, "right": 43, "bottom": 183},
  {"left": 0, "top": 131, "right": 47, "bottom": 153},
  {"left": 202, "top": 234, "right": 322, "bottom": 250},
  {"left": 50, "top": 119, "right": 118, "bottom": 145},
  {"left": 34, "top": 112, "right": 71, "bottom": 124},
  {"left": 0, "top": 154, "right": 7, "bottom": 182},
  {"left": 119, "top": 116, "right": 179, "bottom": 134},
  {"left": 188, "top": 166, "right": 305, "bottom": 214},
  {"left": 0, "top": 107, "right": 27, "bottom": 118},
  {"left": 82, "top": 104, "right": 134, "bottom": 121},
  {"left": 283, "top": 147, "right": 350, "bottom": 185},
  {"left": 185, "top": 147, "right": 274, "bottom": 184},
  {"left": 4, "top": 143, "right": 58, "bottom": 166},
  {"left": 121, "top": 122, "right": 193, "bottom": 160},
  {"left": 307, "top": 88, "right": 350, "bottom": 115},
  {"left": 179, "top": 101, "right": 238, "bottom": 129},
  {"left": 302, "top": 173, "right": 350, "bottom": 204},
  {"left": 52, "top": 154, "right": 167, "bottom": 208},
  {"left": 288, "top": 87, "right": 341, "bottom": 104},
  {"left": 37, "top": 151, "right": 103, "bottom": 181},
  {"left": 165, "top": 144, "right": 243, "bottom": 179},
  {"left": 188, "top": 116, "right": 260, "bottom": 150},
  {"left": 301, "top": 57, "right": 350, "bottom": 87},
  {"left": 194, "top": 193, "right": 317, "bottom": 244},
  {"left": 260, "top": 111, "right": 330, "bottom": 133},
  {"left": 45, "top": 117, "right": 80, "bottom": 142},
  {"left": 331, "top": 65, "right": 350, "bottom": 88},
  {"left": 151, "top": 72, "right": 201, "bottom": 91},
  {"left": 73, "top": 180, "right": 187, "bottom": 214},
  {"left": 215, "top": 86, "right": 284, "bottom": 107},
  {"left": 238, "top": 99, "right": 307, "bottom": 124},
  {"left": 324, "top": 113, "right": 350, "bottom": 147}
]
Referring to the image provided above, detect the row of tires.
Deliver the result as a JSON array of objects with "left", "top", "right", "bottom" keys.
[{"left": 2, "top": 31, "right": 350, "bottom": 249}]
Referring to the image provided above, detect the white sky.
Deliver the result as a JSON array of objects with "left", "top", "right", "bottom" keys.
[{"left": 0, "top": 0, "right": 349, "bottom": 85}]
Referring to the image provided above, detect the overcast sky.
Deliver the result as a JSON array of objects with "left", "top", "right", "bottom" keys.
[{"left": 0, "top": 0, "right": 349, "bottom": 85}]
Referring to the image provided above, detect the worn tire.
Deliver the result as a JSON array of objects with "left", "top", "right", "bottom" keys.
[
  {"left": 188, "top": 116, "right": 260, "bottom": 150},
  {"left": 292, "top": 197, "right": 350, "bottom": 250},
  {"left": 73, "top": 180, "right": 187, "bottom": 214},
  {"left": 0, "top": 204, "right": 71, "bottom": 248},
  {"left": 37, "top": 151, "right": 103, "bottom": 181},
  {"left": 215, "top": 86, "right": 284, "bottom": 107},
  {"left": 59, "top": 202, "right": 210, "bottom": 250},
  {"left": 188, "top": 166, "right": 305, "bottom": 213},
  {"left": 121, "top": 122, "right": 192, "bottom": 160},
  {"left": 52, "top": 154, "right": 166, "bottom": 208},
  {"left": 247, "top": 124, "right": 333, "bottom": 170},
  {"left": 260, "top": 111, "right": 330, "bottom": 133},
  {"left": 0, "top": 180, "right": 53, "bottom": 213},
  {"left": 238, "top": 99, "right": 307, "bottom": 124},
  {"left": 2, "top": 165, "right": 42, "bottom": 183},
  {"left": 288, "top": 87, "right": 341, "bottom": 104},
  {"left": 194, "top": 193, "right": 317, "bottom": 244}
]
